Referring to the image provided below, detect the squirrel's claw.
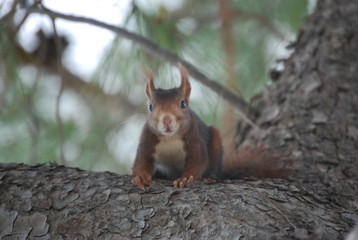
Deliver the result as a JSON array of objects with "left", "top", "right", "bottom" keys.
[
  {"left": 132, "top": 175, "right": 153, "bottom": 190},
  {"left": 173, "top": 175, "right": 194, "bottom": 188}
]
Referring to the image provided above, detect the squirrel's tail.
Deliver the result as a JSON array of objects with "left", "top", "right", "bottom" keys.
[{"left": 221, "top": 145, "right": 295, "bottom": 179}]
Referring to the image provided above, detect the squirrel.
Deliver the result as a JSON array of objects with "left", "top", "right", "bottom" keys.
[{"left": 132, "top": 65, "right": 293, "bottom": 190}]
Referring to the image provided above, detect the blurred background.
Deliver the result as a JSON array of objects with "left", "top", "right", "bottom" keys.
[{"left": 0, "top": 0, "right": 314, "bottom": 174}]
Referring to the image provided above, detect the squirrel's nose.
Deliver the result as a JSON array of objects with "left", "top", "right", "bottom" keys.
[{"left": 163, "top": 116, "right": 173, "bottom": 126}]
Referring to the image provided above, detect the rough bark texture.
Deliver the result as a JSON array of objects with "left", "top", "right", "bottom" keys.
[
  {"left": 0, "top": 0, "right": 357, "bottom": 239},
  {"left": 0, "top": 163, "right": 353, "bottom": 240},
  {"left": 243, "top": 0, "right": 358, "bottom": 215}
]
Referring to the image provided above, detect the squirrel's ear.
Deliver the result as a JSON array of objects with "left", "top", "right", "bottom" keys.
[
  {"left": 144, "top": 69, "right": 155, "bottom": 100},
  {"left": 179, "top": 64, "right": 191, "bottom": 101}
]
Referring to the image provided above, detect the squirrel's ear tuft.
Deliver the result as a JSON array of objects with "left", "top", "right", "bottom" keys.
[
  {"left": 179, "top": 64, "right": 191, "bottom": 102},
  {"left": 143, "top": 68, "right": 155, "bottom": 100}
]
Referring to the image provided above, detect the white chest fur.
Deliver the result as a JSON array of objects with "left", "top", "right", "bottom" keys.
[{"left": 153, "top": 135, "right": 186, "bottom": 178}]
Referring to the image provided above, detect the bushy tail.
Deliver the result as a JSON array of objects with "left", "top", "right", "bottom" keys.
[{"left": 221, "top": 145, "right": 295, "bottom": 179}]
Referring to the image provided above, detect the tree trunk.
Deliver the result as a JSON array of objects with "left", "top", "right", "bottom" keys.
[{"left": 1, "top": 0, "right": 357, "bottom": 239}]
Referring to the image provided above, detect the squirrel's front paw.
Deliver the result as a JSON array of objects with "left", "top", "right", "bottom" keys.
[
  {"left": 132, "top": 175, "right": 153, "bottom": 190},
  {"left": 173, "top": 175, "right": 194, "bottom": 188}
]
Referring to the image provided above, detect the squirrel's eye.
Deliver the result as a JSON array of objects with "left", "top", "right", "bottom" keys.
[
  {"left": 148, "top": 104, "right": 153, "bottom": 112},
  {"left": 181, "top": 100, "right": 186, "bottom": 109}
]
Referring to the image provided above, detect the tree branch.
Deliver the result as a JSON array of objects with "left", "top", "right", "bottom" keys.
[
  {"left": 27, "top": 4, "right": 256, "bottom": 118},
  {"left": 0, "top": 163, "right": 351, "bottom": 239}
]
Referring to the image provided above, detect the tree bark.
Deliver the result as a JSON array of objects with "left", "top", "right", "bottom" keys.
[
  {"left": 0, "top": 163, "right": 352, "bottom": 240},
  {"left": 1, "top": 0, "right": 357, "bottom": 239}
]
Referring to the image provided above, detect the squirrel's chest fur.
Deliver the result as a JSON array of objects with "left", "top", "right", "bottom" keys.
[{"left": 153, "top": 135, "right": 186, "bottom": 180}]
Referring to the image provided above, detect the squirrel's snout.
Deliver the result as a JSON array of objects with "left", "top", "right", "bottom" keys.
[{"left": 162, "top": 115, "right": 173, "bottom": 128}]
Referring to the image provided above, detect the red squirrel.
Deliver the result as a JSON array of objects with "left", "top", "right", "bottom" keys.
[{"left": 132, "top": 65, "right": 292, "bottom": 190}]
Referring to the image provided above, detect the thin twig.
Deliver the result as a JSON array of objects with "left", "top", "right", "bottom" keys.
[
  {"left": 27, "top": 4, "right": 257, "bottom": 122},
  {"left": 55, "top": 82, "right": 66, "bottom": 165},
  {"left": 0, "top": 1, "right": 17, "bottom": 22},
  {"left": 27, "top": 69, "right": 41, "bottom": 164},
  {"left": 50, "top": 17, "right": 66, "bottom": 166},
  {"left": 15, "top": 13, "right": 30, "bottom": 33}
]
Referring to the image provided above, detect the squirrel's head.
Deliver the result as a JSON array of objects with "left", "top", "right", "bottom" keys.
[{"left": 144, "top": 65, "right": 191, "bottom": 137}]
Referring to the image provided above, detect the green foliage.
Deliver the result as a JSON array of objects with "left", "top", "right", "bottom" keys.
[{"left": 274, "top": 0, "right": 309, "bottom": 31}]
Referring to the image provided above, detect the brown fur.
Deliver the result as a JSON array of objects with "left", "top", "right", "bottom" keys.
[
  {"left": 206, "top": 127, "right": 223, "bottom": 179},
  {"left": 132, "top": 65, "right": 221, "bottom": 189},
  {"left": 221, "top": 145, "right": 294, "bottom": 179},
  {"left": 132, "top": 65, "right": 293, "bottom": 189}
]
